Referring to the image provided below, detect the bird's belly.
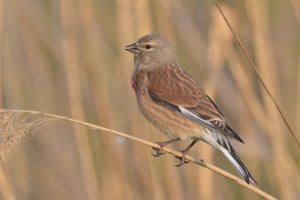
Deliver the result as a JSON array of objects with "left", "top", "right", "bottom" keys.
[{"left": 137, "top": 93, "right": 202, "bottom": 140}]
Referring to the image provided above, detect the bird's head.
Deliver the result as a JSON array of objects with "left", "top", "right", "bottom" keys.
[{"left": 125, "top": 33, "right": 175, "bottom": 66}]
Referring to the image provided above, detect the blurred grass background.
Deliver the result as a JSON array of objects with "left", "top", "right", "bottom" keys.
[{"left": 0, "top": 0, "right": 300, "bottom": 199}]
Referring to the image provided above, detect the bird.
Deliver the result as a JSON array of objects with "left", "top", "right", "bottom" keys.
[{"left": 125, "top": 33, "right": 257, "bottom": 184}]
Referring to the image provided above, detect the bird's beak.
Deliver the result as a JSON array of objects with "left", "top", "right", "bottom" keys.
[{"left": 125, "top": 43, "right": 139, "bottom": 53}]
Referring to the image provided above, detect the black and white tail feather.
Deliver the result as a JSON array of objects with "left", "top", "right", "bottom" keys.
[
  {"left": 202, "top": 131, "right": 257, "bottom": 184},
  {"left": 149, "top": 91, "right": 257, "bottom": 184}
]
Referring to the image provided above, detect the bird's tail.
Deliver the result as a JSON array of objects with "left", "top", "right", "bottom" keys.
[
  {"left": 202, "top": 132, "right": 257, "bottom": 184},
  {"left": 220, "top": 144, "right": 257, "bottom": 185}
]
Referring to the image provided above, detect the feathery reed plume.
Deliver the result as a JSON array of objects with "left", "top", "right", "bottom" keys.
[{"left": 0, "top": 112, "right": 53, "bottom": 160}]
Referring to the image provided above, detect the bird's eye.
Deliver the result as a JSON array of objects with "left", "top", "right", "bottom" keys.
[{"left": 146, "top": 45, "right": 152, "bottom": 49}]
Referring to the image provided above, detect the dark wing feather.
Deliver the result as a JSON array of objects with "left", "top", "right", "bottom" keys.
[{"left": 147, "top": 65, "right": 243, "bottom": 143}]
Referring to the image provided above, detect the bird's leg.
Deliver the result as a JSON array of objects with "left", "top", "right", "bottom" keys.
[
  {"left": 152, "top": 137, "right": 181, "bottom": 157},
  {"left": 174, "top": 139, "right": 200, "bottom": 167}
]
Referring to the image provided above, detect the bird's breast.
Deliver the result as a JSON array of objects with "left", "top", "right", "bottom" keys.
[
  {"left": 137, "top": 89, "right": 201, "bottom": 140},
  {"left": 131, "top": 69, "right": 149, "bottom": 95},
  {"left": 131, "top": 68, "right": 202, "bottom": 140}
]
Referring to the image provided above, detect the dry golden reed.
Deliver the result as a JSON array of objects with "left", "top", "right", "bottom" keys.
[
  {"left": 0, "top": 0, "right": 299, "bottom": 199},
  {"left": 0, "top": 109, "right": 277, "bottom": 200}
]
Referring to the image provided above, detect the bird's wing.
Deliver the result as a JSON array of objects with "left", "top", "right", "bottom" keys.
[{"left": 147, "top": 65, "right": 243, "bottom": 143}]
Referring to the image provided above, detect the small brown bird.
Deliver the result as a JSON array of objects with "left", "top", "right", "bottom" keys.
[{"left": 125, "top": 33, "right": 257, "bottom": 184}]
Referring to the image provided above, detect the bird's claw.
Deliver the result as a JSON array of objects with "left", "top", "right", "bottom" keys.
[
  {"left": 151, "top": 147, "right": 166, "bottom": 157},
  {"left": 174, "top": 154, "right": 190, "bottom": 167}
]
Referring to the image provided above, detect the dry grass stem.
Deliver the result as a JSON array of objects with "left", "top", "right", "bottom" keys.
[
  {"left": 213, "top": 0, "right": 300, "bottom": 149},
  {"left": 0, "top": 109, "right": 277, "bottom": 200},
  {"left": 0, "top": 1, "right": 298, "bottom": 199}
]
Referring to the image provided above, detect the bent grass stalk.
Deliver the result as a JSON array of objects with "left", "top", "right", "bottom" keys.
[
  {"left": 212, "top": 0, "right": 300, "bottom": 149},
  {"left": 0, "top": 109, "right": 277, "bottom": 200}
]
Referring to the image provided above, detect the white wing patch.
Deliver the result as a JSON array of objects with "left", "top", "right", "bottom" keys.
[{"left": 178, "top": 106, "right": 217, "bottom": 129}]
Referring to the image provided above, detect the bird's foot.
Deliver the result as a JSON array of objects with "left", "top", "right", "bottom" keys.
[
  {"left": 151, "top": 142, "right": 167, "bottom": 157},
  {"left": 174, "top": 139, "right": 200, "bottom": 167},
  {"left": 151, "top": 147, "right": 166, "bottom": 157},
  {"left": 174, "top": 151, "right": 190, "bottom": 167},
  {"left": 151, "top": 138, "right": 181, "bottom": 157}
]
